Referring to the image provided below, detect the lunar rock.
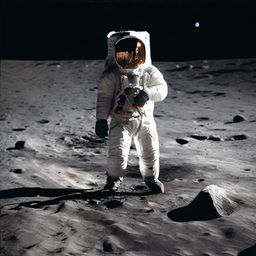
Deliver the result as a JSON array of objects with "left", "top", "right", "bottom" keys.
[
  {"left": 168, "top": 185, "right": 238, "bottom": 221},
  {"left": 202, "top": 185, "right": 238, "bottom": 216},
  {"left": 15, "top": 141, "right": 25, "bottom": 149},
  {"left": 233, "top": 115, "right": 246, "bottom": 123},
  {"left": 225, "top": 115, "right": 247, "bottom": 124}
]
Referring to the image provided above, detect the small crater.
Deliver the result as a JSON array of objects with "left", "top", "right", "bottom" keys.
[
  {"left": 190, "top": 135, "right": 208, "bottom": 141},
  {"left": 3, "top": 235, "right": 18, "bottom": 241},
  {"left": 230, "top": 134, "right": 248, "bottom": 141},
  {"left": 12, "top": 128, "right": 26, "bottom": 131},
  {"left": 25, "top": 243, "right": 37, "bottom": 249},
  {"left": 207, "top": 136, "right": 222, "bottom": 142},
  {"left": 105, "top": 200, "right": 123, "bottom": 209},
  {"left": 186, "top": 90, "right": 201, "bottom": 94},
  {"left": 176, "top": 138, "right": 189, "bottom": 145},
  {"left": 48, "top": 62, "right": 60, "bottom": 66},
  {"left": 133, "top": 185, "right": 147, "bottom": 191},
  {"left": 53, "top": 248, "right": 63, "bottom": 253},
  {"left": 88, "top": 199, "right": 99, "bottom": 206},
  {"left": 10, "top": 169, "right": 23, "bottom": 174},
  {"left": 55, "top": 232, "right": 63, "bottom": 236},
  {"left": 203, "top": 68, "right": 250, "bottom": 75},
  {"left": 37, "top": 119, "right": 50, "bottom": 124},
  {"left": 213, "top": 92, "right": 226, "bottom": 96},
  {"left": 196, "top": 117, "right": 210, "bottom": 122},
  {"left": 55, "top": 202, "right": 65, "bottom": 213},
  {"left": 193, "top": 74, "right": 213, "bottom": 79},
  {"left": 222, "top": 227, "right": 236, "bottom": 238},
  {"left": 35, "top": 62, "right": 45, "bottom": 66},
  {"left": 103, "top": 240, "right": 113, "bottom": 252},
  {"left": 154, "top": 114, "right": 164, "bottom": 118},
  {"left": 167, "top": 65, "right": 190, "bottom": 72}
]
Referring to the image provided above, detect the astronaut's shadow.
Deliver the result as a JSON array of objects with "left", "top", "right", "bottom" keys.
[{"left": 0, "top": 187, "right": 155, "bottom": 210}]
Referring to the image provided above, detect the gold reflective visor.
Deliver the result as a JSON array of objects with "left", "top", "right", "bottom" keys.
[{"left": 115, "top": 38, "right": 145, "bottom": 69}]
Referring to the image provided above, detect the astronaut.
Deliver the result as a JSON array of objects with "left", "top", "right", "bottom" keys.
[{"left": 95, "top": 31, "right": 168, "bottom": 193}]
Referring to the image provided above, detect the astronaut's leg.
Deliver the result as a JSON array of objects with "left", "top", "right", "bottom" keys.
[
  {"left": 104, "top": 119, "right": 132, "bottom": 191},
  {"left": 134, "top": 118, "right": 164, "bottom": 193}
]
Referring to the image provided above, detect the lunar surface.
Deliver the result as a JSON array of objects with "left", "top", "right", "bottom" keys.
[{"left": 0, "top": 58, "right": 256, "bottom": 256}]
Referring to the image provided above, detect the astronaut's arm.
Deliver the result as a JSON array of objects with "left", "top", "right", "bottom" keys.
[
  {"left": 144, "top": 70, "right": 168, "bottom": 102},
  {"left": 96, "top": 74, "right": 115, "bottom": 121}
]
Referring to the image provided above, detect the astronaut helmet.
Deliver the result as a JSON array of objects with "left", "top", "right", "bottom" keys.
[
  {"left": 115, "top": 37, "right": 145, "bottom": 69},
  {"left": 104, "top": 31, "right": 152, "bottom": 73}
]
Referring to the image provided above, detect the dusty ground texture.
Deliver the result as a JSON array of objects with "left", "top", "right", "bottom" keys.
[{"left": 0, "top": 58, "right": 256, "bottom": 256}]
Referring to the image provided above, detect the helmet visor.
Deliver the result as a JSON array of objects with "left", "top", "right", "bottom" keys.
[{"left": 115, "top": 38, "right": 145, "bottom": 69}]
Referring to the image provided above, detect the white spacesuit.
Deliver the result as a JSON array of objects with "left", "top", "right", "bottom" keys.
[{"left": 95, "top": 31, "right": 168, "bottom": 193}]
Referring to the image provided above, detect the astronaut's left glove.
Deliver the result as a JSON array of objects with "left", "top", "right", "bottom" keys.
[
  {"left": 133, "top": 90, "right": 149, "bottom": 107},
  {"left": 95, "top": 119, "right": 108, "bottom": 138}
]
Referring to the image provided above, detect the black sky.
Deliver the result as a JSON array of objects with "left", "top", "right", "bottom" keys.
[{"left": 1, "top": 0, "right": 256, "bottom": 60}]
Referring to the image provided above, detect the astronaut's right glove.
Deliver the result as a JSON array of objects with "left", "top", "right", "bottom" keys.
[
  {"left": 133, "top": 90, "right": 149, "bottom": 108},
  {"left": 95, "top": 119, "right": 108, "bottom": 138}
]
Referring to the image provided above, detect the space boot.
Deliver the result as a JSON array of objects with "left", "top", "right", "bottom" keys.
[{"left": 144, "top": 176, "right": 165, "bottom": 194}]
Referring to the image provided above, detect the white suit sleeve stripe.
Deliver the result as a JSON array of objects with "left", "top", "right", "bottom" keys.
[{"left": 96, "top": 73, "right": 116, "bottom": 120}]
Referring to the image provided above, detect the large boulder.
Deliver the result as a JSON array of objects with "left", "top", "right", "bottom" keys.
[{"left": 168, "top": 185, "right": 238, "bottom": 222}]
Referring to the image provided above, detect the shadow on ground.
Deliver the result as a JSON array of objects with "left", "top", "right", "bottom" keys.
[
  {"left": 167, "top": 191, "right": 221, "bottom": 222},
  {"left": 237, "top": 244, "right": 256, "bottom": 256},
  {"left": 0, "top": 187, "right": 156, "bottom": 210}
]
